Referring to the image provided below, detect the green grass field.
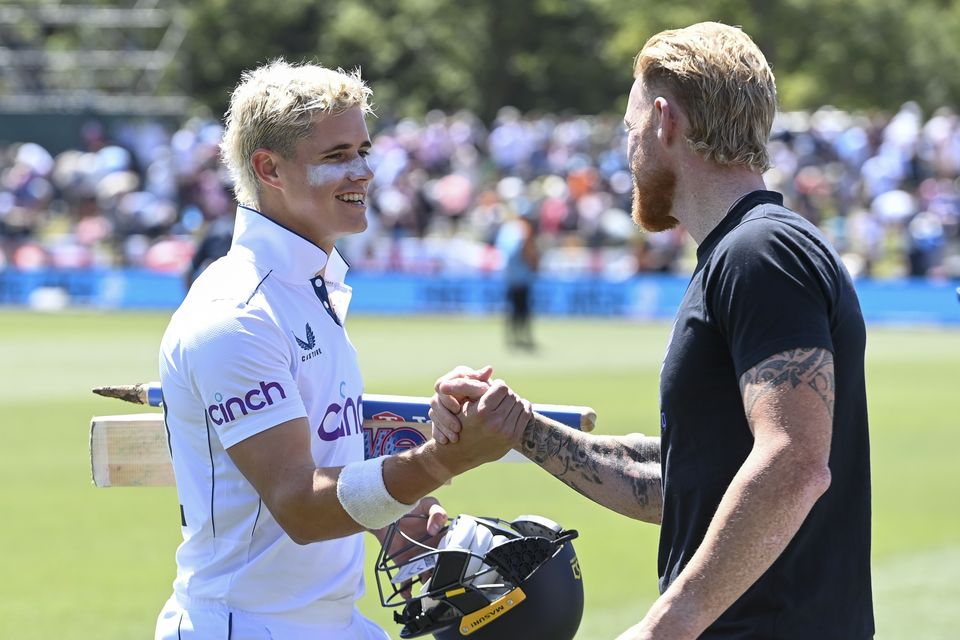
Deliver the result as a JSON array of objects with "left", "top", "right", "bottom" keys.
[{"left": 1, "top": 310, "right": 958, "bottom": 638}]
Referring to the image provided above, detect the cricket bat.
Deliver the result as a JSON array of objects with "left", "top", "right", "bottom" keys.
[{"left": 90, "top": 384, "right": 596, "bottom": 488}]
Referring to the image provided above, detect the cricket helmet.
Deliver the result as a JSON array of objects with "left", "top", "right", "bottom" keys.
[{"left": 375, "top": 513, "right": 584, "bottom": 640}]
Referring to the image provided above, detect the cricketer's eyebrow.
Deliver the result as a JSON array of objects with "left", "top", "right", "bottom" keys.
[{"left": 320, "top": 140, "right": 372, "bottom": 154}]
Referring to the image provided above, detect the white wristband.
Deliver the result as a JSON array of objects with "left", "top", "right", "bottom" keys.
[{"left": 336, "top": 456, "right": 417, "bottom": 530}]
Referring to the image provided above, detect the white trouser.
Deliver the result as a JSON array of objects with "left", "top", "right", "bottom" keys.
[{"left": 155, "top": 595, "right": 390, "bottom": 640}]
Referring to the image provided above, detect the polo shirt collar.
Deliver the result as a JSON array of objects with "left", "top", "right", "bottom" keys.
[
  {"left": 229, "top": 205, "right": 350, "bottom": 285},
  {"left": 696, "top": 190, "right": 784, "bottom": 260}
]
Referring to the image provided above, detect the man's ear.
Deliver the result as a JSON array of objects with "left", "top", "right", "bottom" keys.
[
  {"left": 251, "top": 148, "right": 282, "bottom": 192},
  {"left": 654, "top": 97, "right": 678, "bottom": 148}
]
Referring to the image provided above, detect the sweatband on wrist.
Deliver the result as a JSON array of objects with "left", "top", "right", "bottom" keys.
[{"left": 336, "top": 456, "right": 417, "bottom": 530}]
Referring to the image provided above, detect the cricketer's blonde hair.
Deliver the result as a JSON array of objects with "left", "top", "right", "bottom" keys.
[
  {"left": 221, "top": 59, "right": 373, "bottom": 208},
  {"left": 634, "top": 22, "right": 777, "bottom": 172}
]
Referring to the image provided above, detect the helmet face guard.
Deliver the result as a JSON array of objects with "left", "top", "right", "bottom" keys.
[{"left": 375, "top": 514, "right": 584, "bottom": 640}]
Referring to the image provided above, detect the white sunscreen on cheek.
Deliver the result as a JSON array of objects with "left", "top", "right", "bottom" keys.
[
  {"left": 306, "top": 163, "right": 347, "bottom": 187},
  {"left": 306, "top": 157, "right": 369, "bottom": 187}
]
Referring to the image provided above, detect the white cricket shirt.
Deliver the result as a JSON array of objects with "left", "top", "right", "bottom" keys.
[{"left": 159, "top": 205, "right": 367, "bottom": 625}]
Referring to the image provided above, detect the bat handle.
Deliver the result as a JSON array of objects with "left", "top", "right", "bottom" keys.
[{"left": 146, "top": 383, "right": 164, "bottom": 407}]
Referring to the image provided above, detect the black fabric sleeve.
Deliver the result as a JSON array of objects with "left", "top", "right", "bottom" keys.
[{"left": 704, "top": 217, "right": 837, "bottom": 379}]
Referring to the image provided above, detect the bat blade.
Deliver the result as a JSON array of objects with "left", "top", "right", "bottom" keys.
[
  {"left": 90, "top": 414, "right": 175, "bottom": 487},
  {"left": 89, "top": 414, "right": 440, "bottom": 488},
  {"left": 91, "top": 383, "right": 597, "bottom": 432},
  {"left": 89, "top": 389, "right": 597, "bottom": 487}
]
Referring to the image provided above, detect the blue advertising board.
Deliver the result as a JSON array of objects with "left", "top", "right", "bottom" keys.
[{"left": 1, "top": 268, "right": 958, "bottom": 325}]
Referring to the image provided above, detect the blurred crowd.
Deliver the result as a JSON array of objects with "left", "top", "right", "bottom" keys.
[{"left": 2, "top": 102, "right": 959, "bottom": 281}]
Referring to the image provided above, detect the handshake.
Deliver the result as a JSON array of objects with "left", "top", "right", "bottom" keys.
[{"left": 428, "top": 365, "right": 533, "bottom": 468}]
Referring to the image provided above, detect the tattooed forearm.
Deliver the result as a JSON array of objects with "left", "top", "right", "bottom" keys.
[
  {"left": 520, "top": 416, "right": 663, "bottom": 524},
  {"left": 739, "top": 347, "right": 835, "bottom": 421}
]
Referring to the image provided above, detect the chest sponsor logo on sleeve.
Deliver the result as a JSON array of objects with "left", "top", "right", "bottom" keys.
[
  {"left": 208, "top": 381, "right": 288, "bottom": 425},
  {"left": 293, "top": 322, "right": 323, "bottom": 362}
]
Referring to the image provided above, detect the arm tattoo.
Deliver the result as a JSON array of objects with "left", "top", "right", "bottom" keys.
[
  {"left": 520, "top": 417, "right": 662, "bottom": 520},
  {"left": 739, "top": 347, "right": 835, "bottom": 421}
]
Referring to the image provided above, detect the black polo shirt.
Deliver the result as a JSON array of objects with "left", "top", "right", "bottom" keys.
[{"left": 658, "top": 191, "right": 874, "bottom": 638}]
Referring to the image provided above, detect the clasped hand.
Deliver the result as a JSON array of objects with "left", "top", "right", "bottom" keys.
[{"left": 428, "top": 365, "right": 531, "bottom": 462}]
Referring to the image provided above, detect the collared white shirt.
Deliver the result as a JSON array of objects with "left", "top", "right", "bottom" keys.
[{"left": 159, "top": 205, "right": 368, "bottom": 626}]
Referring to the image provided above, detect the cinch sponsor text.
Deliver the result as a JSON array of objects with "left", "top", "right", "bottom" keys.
[{"left": 208, "top": 381, "right": 287, "bottom": 425}]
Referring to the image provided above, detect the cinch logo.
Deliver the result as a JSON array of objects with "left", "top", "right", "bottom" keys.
[
  {"left": 317, "top": 394, "right": 364, "bottom": 442},
  {"left": 208, "top": 381, "right": 287, "bottom": 425},
  {"left": 364, "top": 426, "right": 427, "bottom": 458}
]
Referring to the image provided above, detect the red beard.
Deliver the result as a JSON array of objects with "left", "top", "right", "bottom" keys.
[{"left": 630, "top": 152, "right": 679, "bottom": 233}]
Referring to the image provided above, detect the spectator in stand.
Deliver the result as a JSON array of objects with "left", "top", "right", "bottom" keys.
[{"left": 2, "top": 103, "right": 959, "bottom": 280}]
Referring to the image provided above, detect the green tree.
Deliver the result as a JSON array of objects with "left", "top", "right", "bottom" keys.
[
  {"left": 167, "top": 0, "right": 960, "bottom": 120},
  {"left": 311, "top": 0, "right": 627, "bottom": 121},
  {"left": 311, "top": 0, "right": 488, "bottom": 120},
  {"left": 178, "top": 0, "right": 328, "bottom": 117},
  {"left": 593, "top": 0, "right": 960, "bottom": 114}
]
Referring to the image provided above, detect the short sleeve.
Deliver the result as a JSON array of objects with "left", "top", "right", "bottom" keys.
[
  {"left": 183, "top": 304, "right": 308, "bottom": 449},
  {"left": 705, "top": 218, "right": 836, "bottom": 378}
]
